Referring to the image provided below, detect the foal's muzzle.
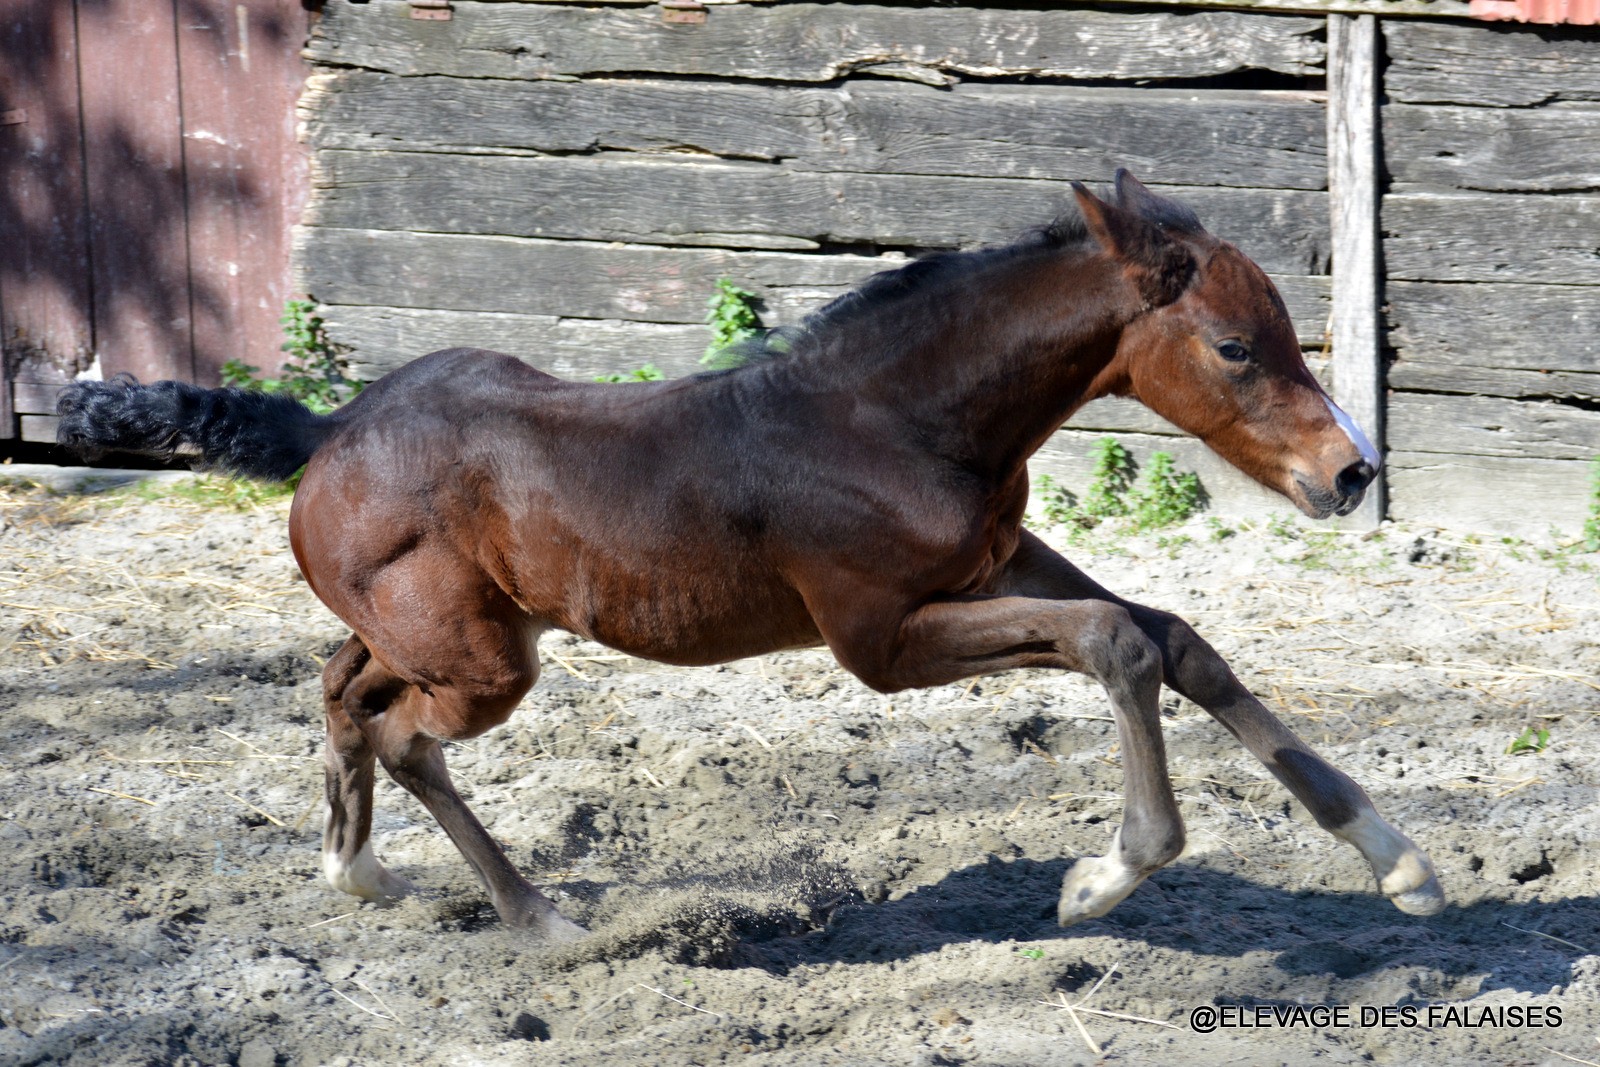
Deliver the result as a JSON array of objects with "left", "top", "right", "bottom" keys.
[{"left": 1294, "top": 458, "right": 1375, "bottom": 519}]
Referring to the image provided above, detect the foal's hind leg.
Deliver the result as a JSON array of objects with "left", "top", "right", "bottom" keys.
[
  {"left": 320, "top": 635, "right": 414, "bottom": 903},
  {"left": 995, "top": 531, "right": 1444, "bottom": 917},
  {"left": 339, "top": 654, "right": 585, "bottom": 941}
]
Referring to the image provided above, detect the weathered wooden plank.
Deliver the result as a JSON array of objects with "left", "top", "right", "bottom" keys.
[
  {"left": 1327, "top": 14, "right": 1382, "bottom": 530},
  {"left": 1388, "top": 362, "right": 1600, "bottom": 401},
  {"left": 1382, "top": 194, "right": 1600, "bottom": 285},
  {"left": 1386, "top": 452, "right": 1595, "bottom": 535},
  {"left": 297, "top": 228, "right": 906, "bottom": 324},
  {"left": 11, "top": 380, "right": 65, "bottom": 416},
  {"left": 1032, "top": 429, "right": 1299, "bottom": 523},
  {"left": 1384, "top": 103, "right": 1600, "bottom": 193},
  {"left": 1388, "top": 394, "right": 1600, "bottom": 462},
  {"left": 304, "top": 74, "right": 1329, "bottom": 191},
  {"left": 1386, "top": 281, "right": 1600, "bottom": 374},
  {"left": 320, "top": 306, "right": 710, "bottom": 381},
  {"left": 1064, "top": 398, "right": 1182, "bottom": 439},
  {"left": 308, "top": 151, "right": 1331, "bottom": 274},
  {"left": 1385, "top": 21, "right": 1600, "bottom": 107},
  {"left": 308, "top": 2, "right": 1324, "bottom": 83},
  {"left": 19, "top": 414, "right": 59, "bottom": 444},
  {"left": 298, "top": 228, "right": 1331, "bottom": 344}
]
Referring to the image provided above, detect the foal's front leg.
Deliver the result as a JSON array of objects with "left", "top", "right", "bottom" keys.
[
  {"left": 828, "top": 594, "right": 1188, "bottom": 923},
  {"left": 994, "top": 531, "right": 1445, "bottom": 917}
]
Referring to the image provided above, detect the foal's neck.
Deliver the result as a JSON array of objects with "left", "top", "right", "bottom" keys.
[{"left": 849, "top": 250, "right": 1138, "bottom": 484}]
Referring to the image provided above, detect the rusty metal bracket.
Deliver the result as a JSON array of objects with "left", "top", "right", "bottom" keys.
[
  {"left": 409, "top": 0, "right": 452, "bottom": 20},
  {"left": 662, "top": 0, "right": 707, "bottom": 24}
]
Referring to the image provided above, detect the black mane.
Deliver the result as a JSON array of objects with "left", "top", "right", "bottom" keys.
[{"left": 715, "top": 214, "right": 1093, "bottom": 370}]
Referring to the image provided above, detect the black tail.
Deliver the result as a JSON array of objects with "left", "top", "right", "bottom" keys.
[{"left": 55, "top": 375, "right": 337, "bottom": 481}]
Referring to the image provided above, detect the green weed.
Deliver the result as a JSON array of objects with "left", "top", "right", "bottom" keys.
[
  {"left": 1081, "top": 438, "right": 1135, "bottom": 523},
  {"left": 1506, "top": 726, "right": 1550, "bottom": 756},
  {"left": 1128, "top": 451, "right": 1203, "bottom": 532},
  {"left": 1584, "top": 457, "right": 1600, "bottom": 552},
  {"left": 220, "top": 300, "right": 360, "bottom": 414},
  {"left": 1033, "top": 474, "right": 1079, "bottom": 527},
  {"left": 594, "top": 364, "right": 666, "bottom": 383},
  {"left": 1034, "top": 438, "right": 1203, "bottom": 535},
  {"left": 702, "top": 278, "right": 763, "bottom": 367}
]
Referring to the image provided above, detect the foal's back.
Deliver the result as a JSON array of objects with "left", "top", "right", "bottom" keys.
[{"left": 288, "top": 348, "right": 896, "bottom": 669}]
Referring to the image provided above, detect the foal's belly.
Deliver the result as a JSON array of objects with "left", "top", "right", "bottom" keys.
[{"left": 553, "top": 562, "right": 825, "bottom": 667}]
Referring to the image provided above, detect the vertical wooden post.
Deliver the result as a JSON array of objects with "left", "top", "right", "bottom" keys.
[{"left": 1328, "top": 14, "right": 1384, "bottom": 529}]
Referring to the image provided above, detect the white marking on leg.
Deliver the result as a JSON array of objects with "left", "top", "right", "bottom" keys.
[
  {"left": 1320, "top": 394, "right": 1382, "bottom": 472},
  {"left": 1057, "top": 831, "right": 1147, "bottom": 925},
  {"left": 323, "top": 841, "right": 413, "bottom": 903},
  {"left": 1334, "top": 807, "right": 1444, "bottom": 915}
]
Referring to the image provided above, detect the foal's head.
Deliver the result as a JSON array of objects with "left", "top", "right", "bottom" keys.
[{"left": 1077, "top": 171, "right": 1379, "bottom": 519}]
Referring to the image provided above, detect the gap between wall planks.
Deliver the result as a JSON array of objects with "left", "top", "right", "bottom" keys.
[{"left": 1327, "top": 14, "right": 1384, "bottom": 531}]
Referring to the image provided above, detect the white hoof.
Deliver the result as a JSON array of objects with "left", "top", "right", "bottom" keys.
[
  {"left": 1389, "top": 873, "right": 1446, "bottom": 916},
  {"left": 1334, "top": 809, "right": 1446, "bottom": 916},
  {"left": 324, "top": 842, "right": 415, "bottom": 904},
  {"left": 1058, "top": 850, "right": 1145, "bottom": 926}
]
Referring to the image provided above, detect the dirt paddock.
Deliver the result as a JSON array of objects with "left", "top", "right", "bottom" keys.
[{"left": 1, "top": 475, "right": 1596, "bottom": 1066}]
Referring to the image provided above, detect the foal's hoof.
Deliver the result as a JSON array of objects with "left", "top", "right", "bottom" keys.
[
  {"left": 1057, "top": 853, "right": 1145, "bottom": 926},
  {"left": 503, "top": 900, "right": 590, "bottom": 943},
  {"left": 541, "top": 913, "right": 590, "bottom": 943},
  {"left": 1388, "top": 872, "right": 1446, "bottom": 917},
  {"left": 1370, "top": 840, "right": 1446, "bottom": 916},
  {"left": 324, "top": 846, "right": 417, "bottom": 905},
  {"left": 515, "top": 910, "right": 589, "bottom": 944}
]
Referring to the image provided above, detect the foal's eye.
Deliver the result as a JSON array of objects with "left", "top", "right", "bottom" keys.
[{"left": 1216, "top": 340, "right": 1251, "bottom": 363}]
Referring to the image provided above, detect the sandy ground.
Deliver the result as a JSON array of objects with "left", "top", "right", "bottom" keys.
[{"left": 1, "top": 472, "right": 1597, "bottom": 1067}]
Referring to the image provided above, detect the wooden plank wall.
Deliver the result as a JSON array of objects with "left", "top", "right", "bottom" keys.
[
  {"left": 300, "top": 0, "right": 1334, "bottom": 519},
  {"left": 1382, "top": 20, "right": 1600, "bottom": 534}
]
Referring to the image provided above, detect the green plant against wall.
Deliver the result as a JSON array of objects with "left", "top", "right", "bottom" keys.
[
  {"left": 1584, "top": 457, "right": 1600, "bottom": 552},
  {"left": 220, "top": 299, "right": 360, "bottom": 413},
  {"left": 1034, "top": 437, "right": 1204, "bottom": 534},
  {"left": 1080, "top": 437, "right": 1137, "bottom": 524},
  {"left": 1128, "top": 451, "right": 1203, "bottom": 532},
  {"left": 594, "top": 364, "right": 666, "bottom": 383},
  {"left": 594, "top": 279, "right": 765, "bottom": 381},
  {"left": 702, "top": 278, "right": 764, "bottom": 368}
]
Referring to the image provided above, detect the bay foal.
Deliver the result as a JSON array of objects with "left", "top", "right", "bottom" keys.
[{"left": 58, "top": 172, "right": 1443, "bottom": 938}]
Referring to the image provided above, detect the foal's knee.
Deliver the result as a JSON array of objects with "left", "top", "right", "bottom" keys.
[
  {"left": 1130, "top": 605, "right": 1238, "bottom": 703},
  {"left": 1081, "top": 604, "right": 1162, "bottom": 690}
]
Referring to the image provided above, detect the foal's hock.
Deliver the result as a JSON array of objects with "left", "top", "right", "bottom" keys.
[{"left": 57, "top": 171, "right": 1443, "bottom": 938}]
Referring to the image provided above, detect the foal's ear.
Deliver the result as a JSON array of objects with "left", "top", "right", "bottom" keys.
[
  {"left": 1071, "top": 178, "right": 1197, "bottom": 307},
  {"left": 1113, "top": 169, "right": 1205, "bottom": 236}
]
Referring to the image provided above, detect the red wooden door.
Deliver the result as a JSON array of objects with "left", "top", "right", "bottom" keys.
[{"left": 0, "top": 0, "right": 312, "bottom": 442}]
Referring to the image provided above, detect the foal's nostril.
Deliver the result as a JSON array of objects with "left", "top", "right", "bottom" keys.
[{"left": 1336, "top": 460, "right": 1376, "bottom": 498}]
